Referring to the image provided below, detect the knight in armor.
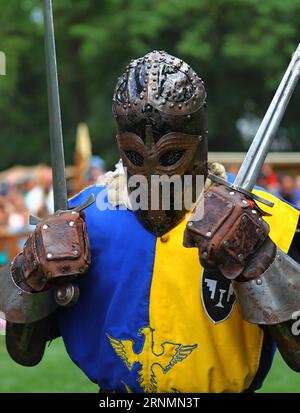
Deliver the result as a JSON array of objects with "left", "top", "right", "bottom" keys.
[{"left": 2, "top": 50, "right": 300, "bottom": 393}]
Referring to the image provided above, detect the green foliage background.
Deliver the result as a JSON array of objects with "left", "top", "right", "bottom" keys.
[
  {"left": 1, "top": 0, "right": 300, "bottom": 393},
  {"left": 1, "top": 0, "right": 300, "bottom": 170}
]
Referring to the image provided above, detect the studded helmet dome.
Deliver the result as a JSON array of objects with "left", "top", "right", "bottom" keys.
[
  {"left": 113, "top": 49, "right": 206, "bottom": 114},
  {"left": 112, "top": 50, "right": 208, "bottom": 236}
]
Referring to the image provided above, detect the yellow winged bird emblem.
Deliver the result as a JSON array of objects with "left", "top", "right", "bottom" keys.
[{"left": 106, "top": 326, "right": 197, "bottom": 392}]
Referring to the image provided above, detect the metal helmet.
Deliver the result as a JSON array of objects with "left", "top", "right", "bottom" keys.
[{"left": 112, "top": 50, "right": 208, "bottom": 236}]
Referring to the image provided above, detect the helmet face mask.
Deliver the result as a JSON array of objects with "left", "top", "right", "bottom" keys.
[{"left": 113, "top": 51, "right": 208, "bottom": 236}]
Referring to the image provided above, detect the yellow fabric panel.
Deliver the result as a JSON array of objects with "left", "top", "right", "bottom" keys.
[
  {"left": 253, "top": 189, "right": 299, "bottom": 253},
  {"left": 149, "top": 194, "right": 299, "bottom": 393}
]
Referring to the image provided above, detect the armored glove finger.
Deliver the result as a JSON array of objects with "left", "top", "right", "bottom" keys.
[
  {"left": 183, "top": 184, "right": 273, "bottom": 279},
  {"left": 11, "top": 210, "right": 90, "bottom": 292}
]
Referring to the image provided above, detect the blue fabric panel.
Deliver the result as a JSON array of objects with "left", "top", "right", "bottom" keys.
[{"left": 59, "top": 186, "right": 156, "bottom": 391}]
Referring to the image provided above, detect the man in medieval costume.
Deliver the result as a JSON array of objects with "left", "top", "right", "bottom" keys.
[{"left": 2, "top": 50, "right": 300, "bottom": 393}]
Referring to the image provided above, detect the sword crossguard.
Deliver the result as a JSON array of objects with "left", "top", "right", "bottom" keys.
[
  {"left": 208, "top": 173, "right": 274, "bottom": 208},
  {"left": 29, "top": 193, "right": 96, "bottom": 226}
]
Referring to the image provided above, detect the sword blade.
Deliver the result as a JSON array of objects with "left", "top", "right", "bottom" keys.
[
  {"left": 43, "top": 0, "right": 68, "bottom": 211},
  {"left": 233, "top": 44, "right": 300, "bottom": 192}
]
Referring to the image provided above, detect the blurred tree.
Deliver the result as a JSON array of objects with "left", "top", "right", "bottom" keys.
[{"left": 0, "top": 0, "right": 300, "bottom": 170}]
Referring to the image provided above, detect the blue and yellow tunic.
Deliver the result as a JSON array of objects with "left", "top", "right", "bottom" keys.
[{"left": 58, "top": 184, "right": 300, "bottom": 393}]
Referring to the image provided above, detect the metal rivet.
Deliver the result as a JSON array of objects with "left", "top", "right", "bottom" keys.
[
  {"left": 170, "top": 103, "right": 174, "bottom": 108},
  {"left": 73, "top": 250, "right": 79, "bottom": 256},
  {"left": 238, "top": 253, "right": 244, "bottom": 262},
  {"left": 47, "top": 253, "right": 53, "bottom": 259},
  {"left": 187, "top": 221, "right": 193, "bottom": 227},
  {"left": 227, "top": 203, "right": 233, "bottom": 209},
  {"left": 207, "top": 192, "right": 212, "bottom": 198},
  {"left": 223, "top": 240, "right": 230, "bottom": 247},
  {"left": 17, "top": 290, "right": 22, "bottom": 296},
  {"left": 187, "top": 114, "right": 191, "bottom": 119},
  {"left": 202, "top": 251, "right": 208, "bottom": 259},
  {"left": 206, "top": 231, "right": 212, "bottom": 237},
  {"left": 79, "top": 267, "right": 85, "bottom": 273},
  {"left": 43, "top": 224, "right": 48, "bottom": 230},
  {"left": 256, "top": 278, "right": 262, "bottom": 285},
  {"left": 69, "top": 221, "right": 75, "bottom": 227},
  {"left": 242, "top": 200, "right": 248, "bottom": 205},
  {"left": 229, "top": 191, "right": 235, "bottom": 196},
  {"left": 178, "top": 104, "right": 182, "bottom": 109},
  {"left": 251, "top": 209, "right": 257, "bottom": 214},
  {"left": 242, "top": 215, "right": 248, "bottom": 222},
  {"left": 71, "top": 211, "right": 77, "bottom": 215},
  {"left": 160, "top": 235, "right": 169, "bottom": 243}
]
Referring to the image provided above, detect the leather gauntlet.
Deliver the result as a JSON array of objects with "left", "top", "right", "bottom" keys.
[
  {"left": 12, "top": 211, "right": 90, "bottom": 292},
  {"left": 183, "top": 184, "right": 274, "bottom": 279}
]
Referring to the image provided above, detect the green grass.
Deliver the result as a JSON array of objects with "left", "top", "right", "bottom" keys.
[
  {"left": 0, "top": 336, "right": 97, "bottom": 392},
  {"left": 0, "top": 335, "right": 299, "bottom": 392}
]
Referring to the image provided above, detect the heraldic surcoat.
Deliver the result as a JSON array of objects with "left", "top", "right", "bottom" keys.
[{"left": 58, "top": 183, "right": 300, "bottom": 393}]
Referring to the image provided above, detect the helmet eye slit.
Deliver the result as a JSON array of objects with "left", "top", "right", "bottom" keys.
[
  {"left": 124, "top": 150, "right": 144, "bottom": 167},
  {"left": 159, "top": 150, "right": 185, "bottom": 166}
]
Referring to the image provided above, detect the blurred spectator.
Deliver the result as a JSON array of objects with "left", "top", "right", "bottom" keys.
[
  {"left": 7, "top": 191, "right": 29, "bottom": 234},
  {"left": 86, "top": 156, "right": 106, "bottom": 186},
  {"left": 228, "top": 162, "right": 300, "bottom": 208},
  {"left": 23, "top": 176, "right": 45, "bottom": 217},
  {"left": 274, "top": 175, "right": 299, "bottom": 206},
  {"left": 227, "top": 164, "right": 239, "bottom": 176},
  {"left": 0, "top": 203, "right": 8, "bottom": 235},
  {"left": 0, "top": 158, "right": 106, "bottom": 235},
  {"left": 293, "top": 175, "right": 300, "bottom": 207},
  {"left": 261, "top": 165, "right": 278, "bottom": 192},
  {"left": 256, "top": 172, "right": 269, "bottom": 190},
  {"left": 0, "top": 160, "right": 108, "bottom": 263}
]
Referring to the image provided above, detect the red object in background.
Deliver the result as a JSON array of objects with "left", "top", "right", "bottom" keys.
[{"left": 267, "top": 172, "right": 278, "bottom": 186}]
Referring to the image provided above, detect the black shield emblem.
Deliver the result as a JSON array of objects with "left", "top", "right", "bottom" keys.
[{"left": 201, "top": 268, "right": 236, "bottom": 324}]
